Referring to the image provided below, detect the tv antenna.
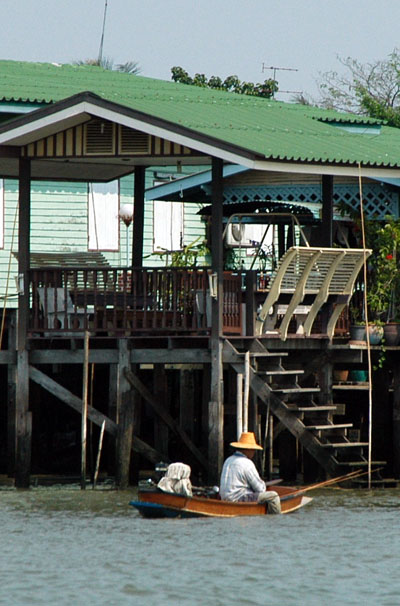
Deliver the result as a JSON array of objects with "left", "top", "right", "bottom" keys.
[{"left": 261, "top": 64, "right": 301, "bottom": 97}]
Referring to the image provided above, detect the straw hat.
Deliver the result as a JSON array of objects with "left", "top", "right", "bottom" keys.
[{"left": 230, "top": 432, "right": 263, "bottom": 450}]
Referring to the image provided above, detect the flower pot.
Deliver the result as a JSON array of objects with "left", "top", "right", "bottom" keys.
[
  {"left": 349, "top": 369, "right": 368, "bottom": 382},
  {"left": 333, "top": 369, "right": 349, "bottom": 382},
  {"left": 349, "top": 324, "right": 366, "bottom": 342},
  {"left": 384, "top": 322, "right": 400, "bottom": 346},
  {"left": 368, "top": 324, "right": 384, "bottom": 345}
]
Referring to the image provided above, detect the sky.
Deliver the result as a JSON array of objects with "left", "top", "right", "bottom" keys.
[{"left": 2, "top": 0, "right": 400, "bottom": 101}]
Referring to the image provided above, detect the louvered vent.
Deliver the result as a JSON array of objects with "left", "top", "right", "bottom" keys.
[
  {"left": 84, "top": 120, "right": 115, "bottom": 155},
  {"left": 119, "top": 125, "right": 150, "bottom": 154}
]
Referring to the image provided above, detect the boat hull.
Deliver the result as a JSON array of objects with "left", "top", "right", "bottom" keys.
[{"left": 130, "top": 485, "right": 312, "bottom": 518}]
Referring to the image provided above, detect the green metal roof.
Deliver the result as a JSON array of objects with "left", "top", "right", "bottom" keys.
[{"left": 0, "top": 60, "right": 399, "bottom": 169}]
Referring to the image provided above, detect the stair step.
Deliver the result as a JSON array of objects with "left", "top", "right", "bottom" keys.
[
  {"left": 272, "top": 387, "right": 320, "bottom": 394},
  {"left": 292, "top": 405, "right": 338, "bottom": 412},
  {"left": 235, "top": 351, "right": 288, "bottom": 358},
  {"left": 332, "top": 383, "right": 370, "bottom": 390},
  {"left": 335, "top": 460, "right": 386, "bottom": 467},
  {"left": 305, "top": 423, "right": 353, "bottom": 430},
  {"left": 321, "top": 442, "right": 369, "bottom": 448},
  {"left": 257, "top": 369, "right": 303, "bottom": 376}
]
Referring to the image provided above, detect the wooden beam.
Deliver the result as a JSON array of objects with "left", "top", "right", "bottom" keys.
[
  {"left": 124, "top": 368, "right": 208, "bottom": 470},
  {"left": 28, "top": 365, "right": 163, "bottom": 464},
  {"left": 29, "top": 348, "right": 211, "bottom": 365}
]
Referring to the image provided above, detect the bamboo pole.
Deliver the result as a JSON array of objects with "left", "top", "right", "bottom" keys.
[
  {"left": 358, "top": 163, "right": 373, "bottom": 490},
  {"left": 81, "top": 331, "right": 90, "bottom": 490},
  {"left": 93, "top": 420, "right": 106, "bottom": 489},
  {"left": 268, "top": 414, "right": 273, "bottom": 479},
  {"left": 236, "top": 373, "right": 243, "bottom": 439},
  {"left": 280, "top": 467, "right": 382, "bottom": 501},
  {"left": 243, "top": 351, "right": 250, "bottom": 432}
]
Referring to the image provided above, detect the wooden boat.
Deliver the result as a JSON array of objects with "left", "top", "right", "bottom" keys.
[{"left": 130, "top": 484, "right": 312, "bottom": 518}]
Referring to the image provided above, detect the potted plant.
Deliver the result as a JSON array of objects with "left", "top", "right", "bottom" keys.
[
  {"left": 349, "top": 304, "right": 366, "bottom": 342},
  {"left": 365, "top": 216, "right": 400, "bottom": 345}
]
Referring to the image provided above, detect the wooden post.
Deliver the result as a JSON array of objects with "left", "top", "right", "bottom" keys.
[
  {"left": 132, "top": 166, "right": 146, "bottom": 268},
  {"left": 321, "top": 175, "right": 334, "bottom": 247},
  {"left": 208, "top": 157, "right": 224, "bottom": 484},
  {"left": 392, "top": 364, "right": 400, "bottom": 478},
  {"left": 93, "top": 420, "right": 106, "bottom": 489},
  {"left": 115, "top": 339, "right": 134, "bottom": 488},
  {"left": 180, "top": 368, "right": 195, "bottom": 441},
  {"left": 81, "top": 331, "right": 90, "bottom": 489},
  {"left": 7, "top": 310, "right": 17, "bottom": 476},
  {"left": 106, "top": 363, "right": 118, "bottom": 474},
  {"left": 154, "top": 364, "right": 169, "bottom": 457},
  {"left": 236, "top": 373, "right": 243, "bottom": 440},
  {"left": 15, "top": 157, "right": 31, "bottom": 488}
]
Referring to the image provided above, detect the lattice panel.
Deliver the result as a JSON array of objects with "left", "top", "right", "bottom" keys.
[{"left": 220, "top": 183, "right": 399, "bottom": 219}]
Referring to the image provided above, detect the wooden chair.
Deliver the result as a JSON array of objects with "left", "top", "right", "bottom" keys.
[
  {"left": 255, "top": 246, "right": 371, "bottom": 340},
  {"left": 37, "top": 287, "right": 85, "bottom": 334}
]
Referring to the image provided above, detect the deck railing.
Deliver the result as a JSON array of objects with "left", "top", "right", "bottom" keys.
[{"left": 29, "top": 267, "right": 243, "bottom": 336}]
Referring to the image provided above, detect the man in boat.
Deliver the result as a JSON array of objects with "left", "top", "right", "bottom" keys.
[{"left": 220, "top": 432, "right": 281, "bottom": 514}]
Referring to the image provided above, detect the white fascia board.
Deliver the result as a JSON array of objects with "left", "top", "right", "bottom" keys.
[
  {"left": 252, "top": 159, "right": 400, "bottom": 178},
  {"left": 0, "top": 102, "right": 92, "bottom": 145},
  {"left": 84, "top": 104, "right": 257, "bottom": 166}
]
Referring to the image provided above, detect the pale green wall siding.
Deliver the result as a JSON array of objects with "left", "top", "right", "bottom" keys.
[{"left": 0, "top": 174, "right": 207, "bottom": 307}]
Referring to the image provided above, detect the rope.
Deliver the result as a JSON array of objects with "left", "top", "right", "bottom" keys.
[{"left": 358, "top": 163, "right": 373, "bottom": 490}]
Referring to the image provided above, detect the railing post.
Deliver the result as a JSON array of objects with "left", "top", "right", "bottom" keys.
[{"left": 245, "top": 270, "right": 257, "bottom": 336}]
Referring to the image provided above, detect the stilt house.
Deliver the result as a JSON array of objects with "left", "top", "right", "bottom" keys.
[{"left": 1, "top": 60, "right": 400, "bottom": 487}]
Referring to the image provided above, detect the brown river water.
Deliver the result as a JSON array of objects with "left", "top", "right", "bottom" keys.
[{"left": 1, "top": 485, "right": 399, "bottom": 606}]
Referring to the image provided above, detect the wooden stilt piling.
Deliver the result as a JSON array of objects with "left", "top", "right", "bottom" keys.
[
  {"left": 115, "top": 339, "right": 134, "bottom": 488},
  {"left": 93, "top": 420, "right": 106, "bottom": 489},
  {"left": 81, "top": 331, "right": 89, "bottom": 489}
]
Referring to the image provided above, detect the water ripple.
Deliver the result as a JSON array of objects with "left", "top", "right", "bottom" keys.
[{"left": 1, "top": 487, "right": 400, "bottom": 605}]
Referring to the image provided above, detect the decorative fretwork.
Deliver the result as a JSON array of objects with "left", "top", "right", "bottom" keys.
[{"left": 219, "top": 183, "right": 399, "bottom": 219}]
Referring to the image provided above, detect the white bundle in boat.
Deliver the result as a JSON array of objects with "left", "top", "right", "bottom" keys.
[{"left": 157, "top": 462, "right": 193, "bottom": 497}]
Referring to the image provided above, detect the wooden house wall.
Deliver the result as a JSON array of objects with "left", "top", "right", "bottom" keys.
[{"left": 0, "top": 174, "right": 208, "bottom": 306}]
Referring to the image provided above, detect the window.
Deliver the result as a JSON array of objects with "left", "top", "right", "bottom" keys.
[
  {"left": 88, "top": 181, "right": 119, "bottom": 250},
  {"left": 153, "top": 200, "right": 184, "bottom": 252}
]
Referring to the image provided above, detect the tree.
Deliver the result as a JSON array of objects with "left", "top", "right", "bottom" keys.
[
  {"left": 74, "top": 57, "right": 141, "bottom": 75},
  {"left": 171, "top": 66, "right": 278, "bottom": 99},
  {"left": 316, "top": 49, "right": 400, "bottom": 126}
]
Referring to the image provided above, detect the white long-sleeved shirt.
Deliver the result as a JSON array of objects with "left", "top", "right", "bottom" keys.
[{"left": 219, "top": 451, "right": 266, "bottom": 502}]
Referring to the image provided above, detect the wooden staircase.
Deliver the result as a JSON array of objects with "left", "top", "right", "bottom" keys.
[{"left": 223, "top": 338, "right": 383, "bottom": 477}]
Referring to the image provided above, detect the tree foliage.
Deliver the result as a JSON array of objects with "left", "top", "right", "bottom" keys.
[
  {"left": 171, "top": 66, "right": 278, "bottom": 98},
  {"left": 74, "top": 57, "right": 141, "bottom": 75},
  {"left": 316, "top": 49, "right": 400, "bottom": 126}
]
